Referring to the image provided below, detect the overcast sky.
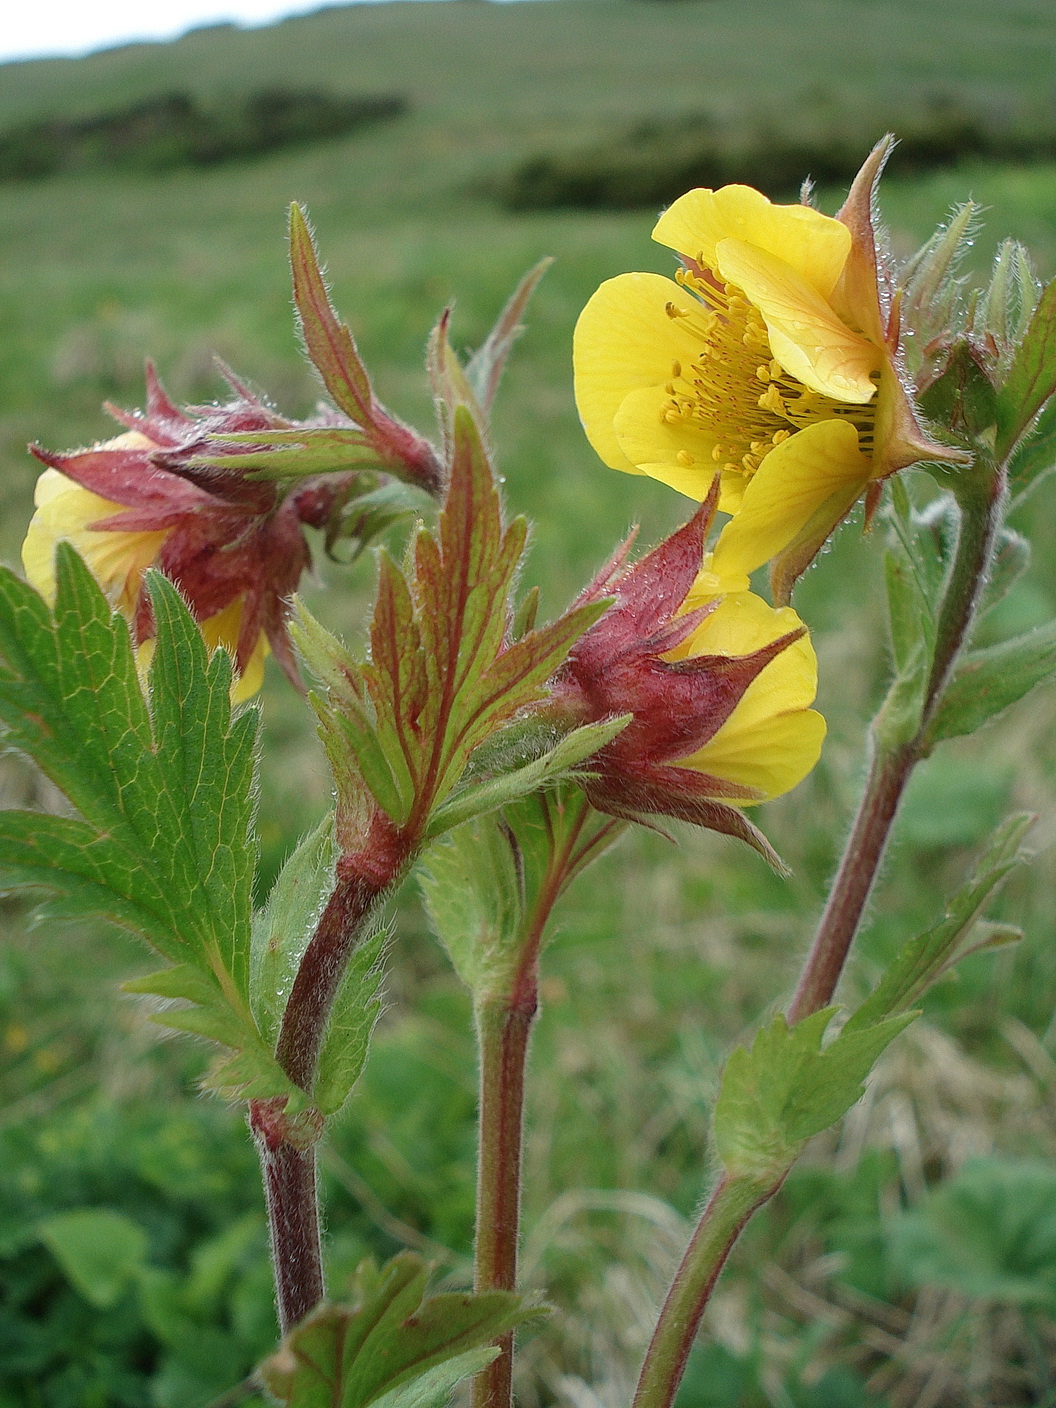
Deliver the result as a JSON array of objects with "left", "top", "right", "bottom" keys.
[{"left": 1, "top": 0, "right": 390, "bottom": 65}]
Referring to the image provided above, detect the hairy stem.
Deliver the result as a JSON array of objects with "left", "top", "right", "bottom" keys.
[
  {"left": 631, "top": 1176, "right": 771, "bottom": 1408},
  {"left": 257, "top": 811, "right": 414, "bottom": 1335},
  {"left": 472, "top": 993, "right": 537, "bottom": 1408},
  {"left": 633, "top": 459, "right": 1006, "bottom": 1408},
  {"left": 792, "top": 463, "right": 1004, "bottom": 1024},
  {"left": 471, "top": 803, "right": 592, "bottom": 1408},
  {"left": 277, "top": 814, "right": 413, "bottom": 1092},
  {"left": 788, "top": 741, "right": 917, "bottom": 1021},
  {"left": 251, "top": 1108, "right": 325, "bottom": 1335}
]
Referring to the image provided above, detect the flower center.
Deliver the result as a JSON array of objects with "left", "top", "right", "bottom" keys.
[{"left": 659, "top": 268, "right": 877, "bottom": 485}]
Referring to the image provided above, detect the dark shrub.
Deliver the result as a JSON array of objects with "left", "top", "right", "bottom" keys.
[{"left": 0, "top": 88, "right": 408, "bottom": 182}]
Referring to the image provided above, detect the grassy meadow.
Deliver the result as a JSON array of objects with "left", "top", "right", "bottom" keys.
[{"left": 3, "top": 2, "right": 1056, "bottom": 1404}]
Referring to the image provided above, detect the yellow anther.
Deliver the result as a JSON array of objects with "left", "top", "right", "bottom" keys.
[
  {"left": 711, "top": 446, "right": 724, "bottom": 462},
  {"left": 757, "top": 365, "right": 770, "bottom": 383},
  {"left": 677, "top": 450, "right": 695, "bottom": 467},
  {"left": 671, "top": 361, "right": 682, "bottom": 379},
  {"left": 772, "top": 429, "right": 791, "bottom": 445},
  {"left": 769, "top": 359, "right": 783, "bottom": 379}
]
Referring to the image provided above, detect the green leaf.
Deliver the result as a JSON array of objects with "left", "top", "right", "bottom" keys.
[
  {"left": 926, "top": 619, "right": 1056, "bottom": 744},
  {"left": 38, "top": 1209, "right": 148, "bottom": 1309},
  {"left": 419, "top": 816, "right": 525, "bottom": 994},
  {"left": 290, "top": 203, "right": 375, "bottom": 428},
  {"left": 423, "top": 714, "right": 629, "bottom": 839},
  {"left": 313, "top": 924, "right": 386, "bottom": 1116},
  {"left": 891, "top": 1157, "right": 1056, "bottom": 1311},
  {"left": 195, "top": 426, "right": 381, "bottom": 477},
  {"left": 0, "top": 549, "right": 293, "bottom": 1101},
  {"left": 259, "top": 1252, "right": 540, "bottom": 1408},
  {"left": 369, "top": 1351, "right": 499, "bottom": 1408},
  {"left": 251, "top": 815, "right": 337, "bottom": 1046},
  {"left": 713, "top": 1009, "right": 914, "bottom": 1180},
  {"left": 1009, "top": 391, "right": 1056, "bottom": 500},
  {"left": 996, "top": 274, "right": 1056, "bottom": 459},
  {"left": 845, "top": 813, "right": 1031, "bottom": 1034},
  {"left": 918, "top": 338, "right": 997, "bottom": 441},
  {"left": 979, "top": 527, "right": 1031, "bottom": 617}
]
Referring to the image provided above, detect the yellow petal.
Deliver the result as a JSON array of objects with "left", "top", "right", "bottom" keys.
[
  {"left": 200, "top": 597, "right": 270, "bottom": 702},
  {"left": 22, "top": 473, "right": 168, "bottom": 612},
  {"left": 668, "top": 591, "right": 824, "bottom": 801},
  {"left": 652, "top": 186, "right": 851, "bottom": 300},
  {"left": 684, "top": 706, "right": 827, "bottom": 801},
  {"left": 710, "top": 420, "right": 869, "bottom": 581},
  {"left": 715, "top": 238, "right": 880, "bottom": 403},
  {"left": 573, "top": 273, "right": 704, "bottom": 472},
  {"left": 611, "top": 383, "right": 719, "bottom": 499}
]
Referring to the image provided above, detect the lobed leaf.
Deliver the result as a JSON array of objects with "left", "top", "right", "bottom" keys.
[
  {"left": 259, "top": 1252, "right": 540, "bottom": 1408},
  {"left": 845, "top": 813, "right": 1031, "bottom": 1034},
  {"left": 713, "top": 1008, "right": 914, "bottom": 1180},
  {"left": 0, "top": 547, "right": 294, "bottom": 1101},
  {"left": 251, "top": 815, "right": 338, "bottom": 1045}
]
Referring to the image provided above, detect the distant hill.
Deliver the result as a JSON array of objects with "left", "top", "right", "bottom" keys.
[{"left": 0, "top": 0, "right": 1053, "bottom": 140}]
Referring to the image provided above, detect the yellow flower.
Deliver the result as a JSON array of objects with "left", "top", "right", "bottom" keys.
[
  {"left": 23, "top": 436, "right": 268, "bottom": 704},
  {"left": 574, "top": 141, "right": 964, "bottom": 601},
  {"left": 668, "top": 582, "right": 826, "bottom": 803}
]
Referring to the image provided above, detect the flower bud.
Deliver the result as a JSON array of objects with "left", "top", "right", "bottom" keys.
[
  {"left": 22, "top": 365, "right": 345, "bottom": 699},
  {"left": 549, "top": 492, "right": 825, "bottom": 857}
]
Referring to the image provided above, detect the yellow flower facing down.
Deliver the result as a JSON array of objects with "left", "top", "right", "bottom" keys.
[
  {"left": 20, "top": 362, "right": 348, "bottom": 705},
  {"left": 668, "top": 584, "right": 826, "bottom": 804},
  {"left": 549, "top": 498, "right": 825, "bottom": 865},
  {"left": 23, "top": 457, "right": 269, "bottom": 704},
  {"left": 574, "top": 140, "right": 965, "bottom": 601}
]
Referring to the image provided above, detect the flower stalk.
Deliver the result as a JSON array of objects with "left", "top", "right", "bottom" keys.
[{"left": 633, "top": 447, "right": 1007, "bottom": 1408}]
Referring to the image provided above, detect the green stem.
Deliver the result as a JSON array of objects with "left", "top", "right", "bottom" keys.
[
  {"left": 631, "top": 1175, "right": 770, "bottom": 1408},
  {"left": 633, "top": 457, "right": 1007, "bottom": 1408}
]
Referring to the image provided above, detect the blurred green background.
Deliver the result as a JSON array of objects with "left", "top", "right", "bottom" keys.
[{"left": 3, "top": 2, "right": 1056, "bottom": 1404}]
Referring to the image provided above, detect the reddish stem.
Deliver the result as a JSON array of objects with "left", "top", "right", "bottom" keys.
[
  {"left": 472, "top": 993, "right": 536, "bottom": 1408},
  {"left": 276, "top": 814, "right": 413, "bottom": 1092},
  {"left": 250, "top": 1103, "right": 325, "bottom": 1334},
  {"left": 471, "top": 805, "right": 590, "bottom": 1408},
  {"left": 788, "top": 741, "right": 917, "bottom": 1021},
  {"left": 255, "top": 811, "right": 414, "bottom": 1335}
]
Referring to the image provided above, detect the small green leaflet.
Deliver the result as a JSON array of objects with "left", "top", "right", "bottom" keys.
[
  {"left": 0, "top": 547, "right": 292, "bottom": 1102},
  {"left": 252, "top": 815, "right": 338, "bottom": 1047},
  {"left": 419, "top": 814, "right": 525, "bottom": 995},
  {"left": 314, "top": 924, "right": 386, "bottom": 1116},
  {"left": 1009, "top": 393, "right": 1056, "bottom": 500},
  {"left": 996, "top": 273, "right": 1056, "bottom": 459},
  {"left": 926, "top": 619, "right": 1056, "bottom": 745},
  {"left": 259, "top": 1252, "right": 542, "bottom": 1408},
  {"left": 713, "top": 1008, "right": 914, "bottom": 1180},
  {"left": 844, "top": 813, "right": 1030, "bottom": 1035},
  {"left": 715, "top": 814, "right": 1033, "bottom": 1183}
]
